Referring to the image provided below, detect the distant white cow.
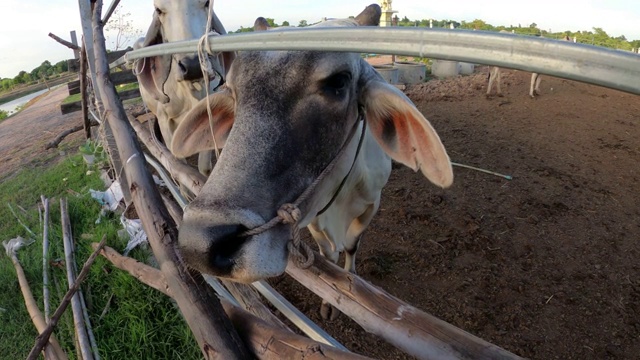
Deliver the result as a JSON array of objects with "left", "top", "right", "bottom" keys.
[
  {"left": 170, "top": 4, "right": 453, "bottom": 320},
  {"left": 486, "top": 30, "right": 510, "bottom": 98},
  {"left": 134, "top": 0, "right": 235, "bottom": 175},
  {"left": 530, "top": 36, "right": 572, "bottom": 98}
]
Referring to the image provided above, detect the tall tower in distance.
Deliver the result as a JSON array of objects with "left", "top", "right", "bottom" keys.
[{"left": 380, "top": 0, "right": 398, "bottom": 27}]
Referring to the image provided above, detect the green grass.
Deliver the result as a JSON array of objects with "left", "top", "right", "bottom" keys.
[
  {"left": 0, "top": 153, "right": 199, "bottom": 360},
  {"left": 62, "top": 82, "right": 140, "bottom": 105}
]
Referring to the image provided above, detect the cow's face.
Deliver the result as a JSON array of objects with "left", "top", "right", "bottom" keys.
[
  {"left": 170, "top": 5, "right": 453, "bottom": 282},
  {"left": 135, "top": 0, "right": 234, "bottom": 106}
]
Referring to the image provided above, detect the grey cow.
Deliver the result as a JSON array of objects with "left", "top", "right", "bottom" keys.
[{"left": 171, "top": 4, "right": 454, "bottom": 319}]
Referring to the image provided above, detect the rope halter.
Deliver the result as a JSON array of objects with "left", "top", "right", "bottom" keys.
[{"left": 240, "top": 108, "right": 367, "bottom": 269}]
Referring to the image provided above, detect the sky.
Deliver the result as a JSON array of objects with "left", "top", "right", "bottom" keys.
[{"left": 1, "top": 0, "right": 639, "bottom": 79}]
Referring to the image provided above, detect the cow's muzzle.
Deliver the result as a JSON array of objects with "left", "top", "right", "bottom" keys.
[
  {"left": 178, "top": 209, "right": 290, "bottom": 282},
  {"left": 175, "top": 55, "right": 204, "bottom": 81}
]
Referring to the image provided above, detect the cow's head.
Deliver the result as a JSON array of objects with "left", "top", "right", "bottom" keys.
[
  {"left": 171, "top": 4, "right": 453, "bottom": 282},
  {"left": 134, "top": 0, "right": 235, "bottom": 105}
]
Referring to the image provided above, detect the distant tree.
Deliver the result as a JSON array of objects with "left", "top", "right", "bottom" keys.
[
  {"left": 13, "top": 71, "right": 28, "bottom": 84},
  {"left": 53, "top": 60, "right": 68, "bottom": 73},
  {"left": 282, "top": 20, "right": 290, "bottom": 27},
  {"left": 264, "top": 18, "right": 278, "bottom": 28},
  {"left": 460, "top": 19, "right": 493, "bottom": 31},
  {"left": 1, "top": 78, "right": 14, "bottom": 91},
  {"left": 298, "top": 20, "right": 308, "bottom": 27},
  {"left": 529, "top": 22, "right": 538, "bottom": 29},
  {"left": 105, "top": 5, "right": 143, "bottom": 50}
]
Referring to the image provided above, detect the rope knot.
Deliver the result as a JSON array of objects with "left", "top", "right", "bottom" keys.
[{"left": 277, "top": 203, "right": 301, "bottom": 224}]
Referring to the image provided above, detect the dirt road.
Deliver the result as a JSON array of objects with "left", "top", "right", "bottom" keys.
[{"left": 0, "top": 86, "right": 84, "bottom": 180}]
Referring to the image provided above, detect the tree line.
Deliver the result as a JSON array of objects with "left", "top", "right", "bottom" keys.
[
  {"left": 230, "top": 16, "right": 640, "bottom": 51},
  {"left": 396, "top": 17, "right": 640, "bottom": 51},
  {"left": 1, "top": 60, "right": 69, "bottom": 92}
]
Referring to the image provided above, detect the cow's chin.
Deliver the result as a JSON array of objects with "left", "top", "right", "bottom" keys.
[{"left": 183, "top": 227, "right": 291, "bottom": 284}]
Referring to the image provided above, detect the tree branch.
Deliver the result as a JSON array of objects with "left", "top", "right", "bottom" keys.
[{"left": 48, "top": 33, "right": 81, "bottom": 51}]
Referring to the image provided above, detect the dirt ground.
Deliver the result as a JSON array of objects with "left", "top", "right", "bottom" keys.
[
  {"left": 2, "top": 64, "right": 639, "bottom": 359},
  {"left": 269, "top": 64, "right": 640, "bottom": 359},
  {"left": 0, "top": 86, "right": 85, "bottom": 180}
]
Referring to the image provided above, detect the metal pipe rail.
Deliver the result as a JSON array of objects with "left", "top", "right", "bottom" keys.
[{"left": 111, "top": 27, "right": 640, "bottom": 95}]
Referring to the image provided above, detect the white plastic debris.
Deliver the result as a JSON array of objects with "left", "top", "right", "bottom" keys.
[
  {"left": 120, "top": 214, "right": 148, "bottom": 256},
  {"left": 90, "top": 180, "right": 124, "bottom": 212},
  {"left": 2, "top": 236, "right": 35, "bottom": 256}
]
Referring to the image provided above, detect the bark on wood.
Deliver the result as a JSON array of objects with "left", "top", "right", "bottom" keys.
[
  {"left": 4, "top": 243, "right": 68, "bottom": 360},
  {"left": 89, "top": 2, "right": 250, "bottom": 358},
  {"left": 128, "top": 116, "right": 207, "bottom": 194},
  {"left": 60, "top": 198, "right": 94, "bottom": 360},
  {"left": 41, "top": 196, "right": 51, "bottom": 323},
  {"left": 285, "top": 253, "right": 524, "bottom": 360},
  {"left": 81, "top": 45, "right": 91, "bottom": 139},
  {"left": 48, "top": 32, "right": 81, "bottom": 51},
  {"left": 101, "top": 0, "right": 121, "bottom": 24},
  {"left": 27, "top": 236, "right": 107, "bottom": 360},
  {"left": 159, "top": 194, "right": 290, "bottom": 331},
  {"left": 45, "top": 121, "right": 99, "bottom": 149},
  {"left": 93, "top": 244, "right": 371, "bottom": 360}
]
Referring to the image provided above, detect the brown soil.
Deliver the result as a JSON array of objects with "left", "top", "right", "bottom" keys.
[
  {"left": 0, "top": 86, "right": 85, "bottom": 180},
  {"left": 270, "top": 63, "right": 640, "bottom": 359},
  {"left": 2, "top": 64, "right": 639, "bottom": 359}
]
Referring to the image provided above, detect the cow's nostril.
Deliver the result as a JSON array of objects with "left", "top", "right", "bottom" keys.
[
  {"left": 207, "top": 224, "right": 249, "bottom": 273},
  {"left": 178, "top": 60, "right": 188, "bottom": 75}
]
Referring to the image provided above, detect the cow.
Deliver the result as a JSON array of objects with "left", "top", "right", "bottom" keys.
[
  {"left": 133, "top": 0, "right": 235, "bottom": 175},
  {"left": 170, "top": 4, "right": 454, "bottom": 319}
]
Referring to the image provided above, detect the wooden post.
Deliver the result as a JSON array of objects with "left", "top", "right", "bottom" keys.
[
  {"left": 94, "top": 244, "right": 372, "bottom": 360},
  {"left": 80, "top": 45, "right": 91, "bottom": 139},
  {"left": 61, "top": 198, "right": 94, "bottom": 360},
  {"left": 285, "top": 253, "right": 524, "bottom": 360},
  {"left": 70, "top": 30, "right": 80, "bottom": 59},
  {"left": 88, "top": 1, "right": 250, "bottom": 358}
]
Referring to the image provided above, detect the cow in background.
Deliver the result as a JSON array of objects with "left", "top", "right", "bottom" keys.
[{"left": 133, "top": 0, "right": 235, "bottom": 175}]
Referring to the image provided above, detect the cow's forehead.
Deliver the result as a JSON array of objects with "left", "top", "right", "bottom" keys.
[{"left": 230, "top": 50, "right": 361, "bottom": 87}]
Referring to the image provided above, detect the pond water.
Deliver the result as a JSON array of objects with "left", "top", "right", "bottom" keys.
[{"left": 0, "top": 88, "right": 51, "bottom": 115}]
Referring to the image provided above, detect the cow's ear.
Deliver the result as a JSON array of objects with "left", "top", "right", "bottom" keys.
[
  {"left": 360, "top": 67, "right": 453, "bottom": 188},
  {"left": 171, "top": 89, "right": 235, "bottom": 158},
  {"left": 134, "top": 12, "right": 171, "bottom": 103}
]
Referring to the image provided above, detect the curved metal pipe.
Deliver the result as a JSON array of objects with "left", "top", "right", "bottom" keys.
[{"left": 114, "top": 27, "right": 640, "bottom": 95}]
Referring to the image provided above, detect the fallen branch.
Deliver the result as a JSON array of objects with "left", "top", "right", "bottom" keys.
[
  {"left": 93, "top": 243, "right": 370, "bottom": 360},
  {"left": 41, "top": 196, "right": 51, "bottom": 323},
  {"left": 60, "top": 198, "right": 94, "bottom": 360},
  {"left": 27, "top": 235, "right": 107, "bottom": 360},
  {"left": 48, "top": 32, "right": 81, "bottom": 51},
  {"left": 45, "top": 121, "right": 100, "bottom": 150},
  {"left": 3, "top": 237, "right": 68, "bottom": 360}
]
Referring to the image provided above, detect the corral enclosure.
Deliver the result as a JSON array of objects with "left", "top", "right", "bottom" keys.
[
  {"left": 1, "top": 60, "right": 638, "bottom": 359},
  {"left": 268, "top": 66, "right": 640, "bottom": 359}
]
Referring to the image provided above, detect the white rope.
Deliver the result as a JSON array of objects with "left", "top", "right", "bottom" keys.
[{"left": 197, "top": 0, "right": 221, "bottom": 159}]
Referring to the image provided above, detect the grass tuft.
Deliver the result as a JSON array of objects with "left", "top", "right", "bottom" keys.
[{"left": 0, "top": 153, "right": 199, "bottom": 359}]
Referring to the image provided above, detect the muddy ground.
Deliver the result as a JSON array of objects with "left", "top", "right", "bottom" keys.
[{"left": 2, "top": 65, "right": 639, "bottom": 359}]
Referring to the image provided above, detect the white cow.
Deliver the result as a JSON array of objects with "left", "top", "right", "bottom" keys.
[
  {"left": 170, "top": 4, "right": 453, "bottom": 319},
  {"left": 530, "top": 36, "right": 573, "bottom": 98},
  {"left": 133, "top": 0, "right": 234, "bottom": 175}
]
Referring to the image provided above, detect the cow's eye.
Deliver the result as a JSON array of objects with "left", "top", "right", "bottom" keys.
[
  {"left": 204, "top": 0, "right": 210, "bottom": 9},
  {"left": 323, "top": 72, "right": 351, "bottom": 97},
  {"left": 155, "top": 7, "right": 163, "bottom": 15}
]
